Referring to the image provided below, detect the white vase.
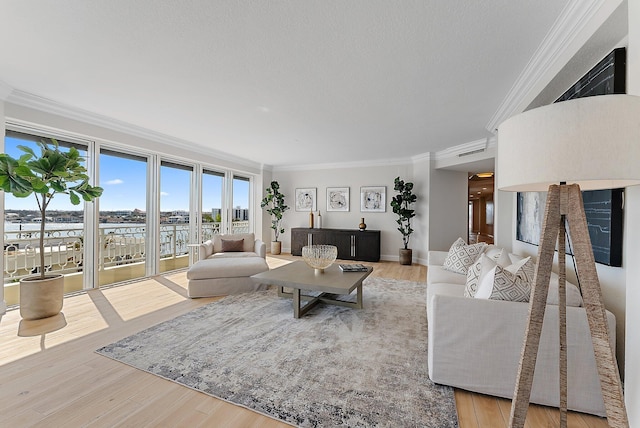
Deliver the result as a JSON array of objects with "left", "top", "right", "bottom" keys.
[{"left": 19, "top": 274, "right": 65, "bottom": 320}]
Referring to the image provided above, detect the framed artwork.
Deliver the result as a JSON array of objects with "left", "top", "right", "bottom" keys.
[
  {"left": 516, "top": 189, "right": 623, "bottom": 266},
  {"left": 295, "top": 188, "right": 317, "bottom": 211},
  {"left": 326, "top": 187, "right": 349, "bottom": 212},
  {"left": 360, "top": 186, "right": 386, "bottom": 212}
]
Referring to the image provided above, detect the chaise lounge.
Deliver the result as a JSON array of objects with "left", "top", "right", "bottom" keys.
[{"left": 187, "top": 233, "right": 269, "bottom": 298}]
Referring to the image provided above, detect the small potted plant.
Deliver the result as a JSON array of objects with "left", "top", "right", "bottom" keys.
[
  {"left": 260, "top": 180, "right": 289, "bottom": 255},
  {"left": 0, "top": 138, "right": 103, "bottom": 319},
  {"left": 390, "top": 176, "right": 417, "bottom": 265}
]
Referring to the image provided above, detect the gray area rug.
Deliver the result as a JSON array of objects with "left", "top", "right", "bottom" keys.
[{"left": 96, "top": 276, "right": 458, "bottom": 427}]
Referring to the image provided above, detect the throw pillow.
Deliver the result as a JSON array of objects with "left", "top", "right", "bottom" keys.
[
  {"left": 465, "top": 253, "right": 500, "bottom": 298},
  {"left": 443, "top": 239, "right": 487, "bottom": 275},
  {"left": 475, "top": 265, "right": 531, "bottom": 302},
  {"left": 221, "top": 238, "right": 244, "bottom": 252},
  {"left": 474, "top": 256, "right": 534, "bottom": 302}
]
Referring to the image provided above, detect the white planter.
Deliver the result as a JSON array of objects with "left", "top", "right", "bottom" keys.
[
  {"left": 271, "top": 241, "right": 282, "bottom": 255},
  {"left": 19, "top": 274, "right": 64, "bottom": 320}
]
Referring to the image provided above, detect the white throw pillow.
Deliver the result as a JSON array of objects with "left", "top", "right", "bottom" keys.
[
  {"left": 465, "top": 253, "right": 506, "bottom": 297},
  {"left": 443, "top": 238, "right": 487, "bottom": 275},
  {"left": 474, "top": 256, "right": 533, "bottom": 303}
]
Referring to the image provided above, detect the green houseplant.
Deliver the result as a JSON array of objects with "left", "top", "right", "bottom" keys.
[
  {"left": 390, "top": 176, "right": 417, "bottom": 265},
  {"left": 0, "top": 138, "right": 103, "bottom": 319},
  {"left": 260, "top": 180, "right": 289, "bottom": 255}
]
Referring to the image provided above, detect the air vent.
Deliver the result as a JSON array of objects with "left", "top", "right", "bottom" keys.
[{"left": 458, "top": 148, "right": 485, "bottom": 157}]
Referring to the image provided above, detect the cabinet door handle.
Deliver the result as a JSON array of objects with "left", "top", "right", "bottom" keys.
[
  {"left": 351, "top": 235, "right": 356, "bottom": 257},
  {"left": 308, "top": 233, "right": 312, "bottom": 246}
]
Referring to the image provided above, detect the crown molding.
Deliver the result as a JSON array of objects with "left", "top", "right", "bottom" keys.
[
  {"left": 271, "top": 155, "right": 414, "bottom": 172},
  {"left": 486, "top": 0, "right": 621, "bottom": 132},
  {"left": 5, "top": 88, "right": 263, "bottom": 170}
]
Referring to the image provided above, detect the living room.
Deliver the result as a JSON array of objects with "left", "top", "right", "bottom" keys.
[{"left": 1, "top": 1, "right": 639, "bottom": 426}]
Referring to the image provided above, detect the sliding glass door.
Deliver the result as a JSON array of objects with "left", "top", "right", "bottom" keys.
[
  {"left": 231, "top": 174, "right": 251, "bottom": 234},
  {"left": 159, "top": 161, "right": 193, "bottom": 273},
  {"left": 98, "top": 149, "right": 148, "bottom": 286},
  {"left": 3, "top": 131, "right": 89, "bottom": 293},
  {"left": 201, "top": 169, "right": 225, "bottom": 242}
]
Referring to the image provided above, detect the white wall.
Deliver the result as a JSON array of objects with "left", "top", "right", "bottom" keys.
[
  {"left": 272, "top": 162, "right": 418, "bottom": 262},
  {"left": 427, "top": 163, "right": 469, "bottom": 251},
  {"left": 625, "top": 0, "right": 640, "bottom": 420},
  {"left": 412, "top": 156, "right": 431, "bottom": 261}
]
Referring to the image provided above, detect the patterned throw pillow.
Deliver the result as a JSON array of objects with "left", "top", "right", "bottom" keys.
[
  {"left": 489, "top": 266, "right": 532, "bottom": 302},
  {"left": 475, "top": 257, "right": 533, "bottom": 302},
  {"left": 465, "top": 254, "right": 495, "bottom": 297},
  {"left": 443, "top": 239, "right": 487, "bottom": 275}
]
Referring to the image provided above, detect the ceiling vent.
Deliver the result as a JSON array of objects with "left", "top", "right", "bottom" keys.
[{"left": 458, "top": 148, "right": 485, "bottom": 157}]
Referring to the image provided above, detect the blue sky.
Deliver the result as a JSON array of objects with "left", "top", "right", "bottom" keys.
[{"left": 4, "top": 136, "right": 249, "bottom": 212}]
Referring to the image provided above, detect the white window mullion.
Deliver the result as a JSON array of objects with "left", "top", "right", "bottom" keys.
[
  {"left": 147, "top": 154, "right": 160, "bottom": 276},
  {"left": 83, "top": 139, "right": 99, "bottom": 290},
  {"left": 191, "top": 164, "right": 202, "bottom": 265}
]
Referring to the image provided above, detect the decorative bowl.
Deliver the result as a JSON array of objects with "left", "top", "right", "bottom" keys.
[{"left": 302, "top": 245, "right": 338, "bottom": 273}]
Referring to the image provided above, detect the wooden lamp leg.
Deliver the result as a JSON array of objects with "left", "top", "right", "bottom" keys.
[
  {"left": 508, "top": 184, "right": 629, "bottom": 427},
  {"left": 565, "top": 185, "right": 628, "bottom": 426},
  {"left": 509, "top": 185, "right": 561, "bottom": 427}
]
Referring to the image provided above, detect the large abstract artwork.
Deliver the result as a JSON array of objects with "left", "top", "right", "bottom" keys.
[{"left": 517, "top": 189, "right": 623, "bottom": 266}]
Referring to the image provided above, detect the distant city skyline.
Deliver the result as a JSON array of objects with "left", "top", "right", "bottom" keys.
[{"left": 3, "top": 135, "right": 250, "bottom": 212}]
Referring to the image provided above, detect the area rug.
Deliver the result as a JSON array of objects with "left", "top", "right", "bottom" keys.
[{"left": 96, "top": 277, "right": 458, "bottom": 427}]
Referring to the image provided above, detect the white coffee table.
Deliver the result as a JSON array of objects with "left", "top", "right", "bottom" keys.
[{"left": 250, "top": 260, "right": 373, "bottom": 318}]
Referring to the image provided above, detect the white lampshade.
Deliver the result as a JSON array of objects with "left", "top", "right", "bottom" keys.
[{"left": 497, "top": 94, "right": 640, "bottom": 192}]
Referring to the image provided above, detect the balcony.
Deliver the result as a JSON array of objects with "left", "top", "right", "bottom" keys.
[{"left": 3, "top": 220, "right": 250, "bottom": 306}]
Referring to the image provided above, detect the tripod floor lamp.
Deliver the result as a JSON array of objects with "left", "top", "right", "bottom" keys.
[{"left": 497, "top": 94, "right": 640, "bottom": 427}]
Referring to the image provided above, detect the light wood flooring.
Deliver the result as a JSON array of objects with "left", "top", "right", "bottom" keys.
[{"left": 0, "top": 254, "right": 608, "bottom": 427}]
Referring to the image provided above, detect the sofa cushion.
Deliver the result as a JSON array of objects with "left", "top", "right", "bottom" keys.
[
  {"left": 187, "top": 257, "right": 268, "bottom": 280},
  {"left": 443, "top": 239, "right": 487, "bottom": 275},
  {"left": 210, "top": 251, "right": 259, "bottom": 259},
  {"left": 428, "top": 265, "right": 467, "bottom": 286}
]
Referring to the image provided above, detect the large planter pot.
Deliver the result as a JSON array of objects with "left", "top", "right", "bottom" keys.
[
  {"left": 19, "top": 274, "right": 64, "bottom": 320},
  {"left": 399, "top": 248, "right": 413, "bottom": 265},
  {"left": 271, "top": 241, "right": 282, "bottom": 255}
]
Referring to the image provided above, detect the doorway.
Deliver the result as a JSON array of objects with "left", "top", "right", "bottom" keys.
[{"left": 468, "top": 172, "right": 494, "bottom": 244}]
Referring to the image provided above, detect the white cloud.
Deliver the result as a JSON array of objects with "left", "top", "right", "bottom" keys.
[
  {"left": 160, "top": 192, "right": 169, "bottom": 197},
  {"left": 106, "top": 179, "right": 124, "bottom": 185}
]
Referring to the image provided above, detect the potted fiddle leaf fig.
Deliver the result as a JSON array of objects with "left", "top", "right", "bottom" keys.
[
  {"left": 260, "top": 180, "right": 289, "bottom": 255},
  {"left": 0, "top": 138, "right": 103, "bottom": 320},
  {"left": 390, "top": 176, "right": 417, "bottom": 265}
]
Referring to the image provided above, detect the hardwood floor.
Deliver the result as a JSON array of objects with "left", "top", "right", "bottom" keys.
[{"left": 0, "top": 255, "right": 607, "bottom": 427}]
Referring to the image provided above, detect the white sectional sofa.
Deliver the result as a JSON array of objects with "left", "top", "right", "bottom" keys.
[
  {"left": 187, "top": 233, "right": 269, "bottom": 298},
  {"left": 426, "top": 248, "right": 616, "bottom": 416}
]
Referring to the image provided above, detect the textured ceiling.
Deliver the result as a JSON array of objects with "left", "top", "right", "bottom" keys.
[{"left": 0, "top": 0, "right": 570, "bottom": 167}]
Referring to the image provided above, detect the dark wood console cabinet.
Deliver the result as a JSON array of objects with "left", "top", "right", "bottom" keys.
[{"left": 291, "top": 228, "right": 380, "bottom": 262}]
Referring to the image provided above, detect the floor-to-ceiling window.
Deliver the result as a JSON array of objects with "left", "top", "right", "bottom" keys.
[
  {"left": 98, "top": 149, "right": 148, "bottom": 286},
  {"left": 231, "top": 174, "right": 251, "bottom": 234},
  {"left": 201, "top": 169, "right": 225, "bottom": 241},
  {"left": 3, "top": 127, "right": 257, "bottom": 307},
  {"left": 159, "top": 160, "right": 193, "bottom": 273},
  {"left": 3, "top": 130, "right": 89, "bottom": 296}
]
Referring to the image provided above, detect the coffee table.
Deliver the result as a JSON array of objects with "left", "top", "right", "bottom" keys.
[{"left": 250, "top": 260, "right": 373, "bottom": 318}]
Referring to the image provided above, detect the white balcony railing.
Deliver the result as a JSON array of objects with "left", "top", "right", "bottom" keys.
[{"left": 3, "top": 221, "right": 250, "bottom": 283}]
